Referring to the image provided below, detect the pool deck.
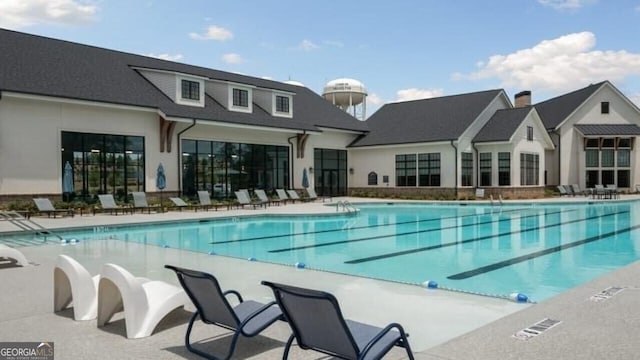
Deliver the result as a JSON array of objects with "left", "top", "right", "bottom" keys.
[{"left": 1, "top": 196, "right": 639, "bottom": 359}]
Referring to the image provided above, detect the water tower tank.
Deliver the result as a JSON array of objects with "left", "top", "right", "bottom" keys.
[{"left": 322, "top": 78, "right": 367, "bottom": 120}]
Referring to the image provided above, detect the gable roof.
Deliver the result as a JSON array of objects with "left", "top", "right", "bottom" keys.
[
  {"left": 473, "top": 106, "right": 533, "bottom": 143},
  {"left": 349, "top": 89, "right": 504, "bottom": 147},
  {"left": 0, "top": 28, "right": 368, "bottom": 133},
  {"left": 534, "top": 82, "right": 605, "bottom": 130}
]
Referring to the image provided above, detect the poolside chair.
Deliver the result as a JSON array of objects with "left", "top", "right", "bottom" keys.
[
  {"left": 165, "top": 265, "right": 283, "bottom": 360},
  {"left": 305, "top": 187, "right": 328, "bottom": 202},
  {"left": 94, "top": 194, "right": 131, "bottom": 215},
  {"left": 254, "top": 189, "right": 280, "bottom": 206},
  {"left": 32, "top": 198, "right": 74, "bottom": 218},
  {"left": 97, "top": 263, "right": 189, "bottom": 339},
  {"left": 570, "top": 184, "right": 588, "bottom": 197},
  {"left": 54, "top": 254, "right": 99, "bottom": 321},
  {"left": 0, "top": 244, "right": 29, "bottom": 268},
  {"left": 168, "top": 197, "right": 197, "bottom": 211},
  {"left": 594, "top": 184, "right": 606, "bottom": 199},
  {"left": 606, "top": 184, "right": 619, "bottom": 199},
  {"left": 197, "top": 190, "right": 220, "bottom": 211},
  {"left": 262, "top": 281, "right": 414, "bottom": 360},
  {"left": 234, "top": 190, "right": 265, "bottom": 209},
  {"left": 276, "top": 189, "right": 290, "bottom": 204},
  {"left": 286, "top": 189, "right": 301, "bottom": 203},
  {"left": 557, "top": 185, "right": 569, "bottom": 197},
  {"left": 130, "top": 192, "right": 161, "bottom": 213}
]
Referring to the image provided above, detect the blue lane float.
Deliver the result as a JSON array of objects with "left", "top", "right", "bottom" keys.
[
  {"left": 162, "top": 244, "right": 170, "bottom": 248},
  {"left": 247, "top": 257, "right": 257, "bottom": 261},
  {"left": 509, "top": 292, "right": 529, "bottom": 303},
  {"left": 60, "top": 238, "right": 79, "bottom": 245},
  {"left": 294, "top": 262, "right": 306, "bottom": 269},
  {"left": 208, "top": 250, "right": 216, "bottom": 255},
  {"left": 422, "top": 280, "right": 438, "bottom": 289}
]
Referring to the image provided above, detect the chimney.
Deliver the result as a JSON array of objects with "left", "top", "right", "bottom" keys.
[{"left": 514, "top": 90, "right": 531, "bottom": 107}]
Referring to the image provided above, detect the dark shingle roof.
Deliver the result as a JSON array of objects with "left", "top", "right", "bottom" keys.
[
  {"left": 574, "top": 124, "right": 640, "bottom": 136},
  {"left": 0, "top": 29, "right": 368, "bottom": 133},
  {"left": 474, "top": 107, "right": 533, "bottom": 143},
  {"left": 535, "top": 82, "right": 605, "bottom": 130},
  {"left": 349, "top": 89, "right": 504, "bottom": 147}
]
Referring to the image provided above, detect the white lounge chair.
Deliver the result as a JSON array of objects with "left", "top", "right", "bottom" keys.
[
  {"left": 197, "top": 190, "right": 220, "bottom": 211},
  {"left": 254, "top": 189, "right": 280, "bottom": 206},
  {"left": 33, "top": 198, "right": 74, "bottom": 218},
  {"left": 131, "top": 192, "right": 161, "bottom": 213},
  {"left": 305, "top": 187, "right": 330, "bottom": 202},
  {"left": 97, "top": 263, "right": 189, "bottom": 339},
  {"left": 54, "top": 254, "right": 99, "bottom": 321},
  {"left": 0, "top": 244, "right": 29, "bottom": 267},
  {"left": 234, "top": 191, "right": 264, "bottom": 209},
  {"left": 95, "top": 194, "right": 131, "bottom": 215},
  {"left": 286, "top": 190, "right": 301, "bottom": 203},
  {"left": 276, "top": 189, "right": 290, "bottom": 204}
]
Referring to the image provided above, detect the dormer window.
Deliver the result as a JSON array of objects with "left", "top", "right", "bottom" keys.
[
  {"left": 175, "top": 76, "right": 204, "bottom": 107},
  {"left": 181, "top": 80, "right": 200, "bottom": 101},
  {"left": 232, "top": 88, "right": 249, "bottom": 107},
  {"left": 276, "top": 95, "right": 290, "bottom": 113}
]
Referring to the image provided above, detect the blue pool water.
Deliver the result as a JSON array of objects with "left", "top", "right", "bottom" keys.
[{"left": 7, "top": 201, "right": 640, "bottom": 302}]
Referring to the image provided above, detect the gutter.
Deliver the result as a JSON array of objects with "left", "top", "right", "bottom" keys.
[
  {"left": 549, "top": 128, "right": 561, "bottom": 186},
  {"left": 450, "top": 140, "right": 458, "bottom": 198},
  {"left": 287, "top": 134, "right": 297, "bottom": 188},
  {"left": 176, "top": 119, "right": 197, "bottom": 195}
]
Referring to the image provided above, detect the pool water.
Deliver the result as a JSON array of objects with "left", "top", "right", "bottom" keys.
[{"left": 8, "top": 201, "right": 640, "bottom": 302}]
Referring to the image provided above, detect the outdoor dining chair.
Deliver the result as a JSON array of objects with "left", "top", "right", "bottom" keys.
[
  {"left": 165, "top": 265, "right": 283, "bottom": 360},
  {"left": 262, "top": 280, "right": 414, "bottom": 360}
]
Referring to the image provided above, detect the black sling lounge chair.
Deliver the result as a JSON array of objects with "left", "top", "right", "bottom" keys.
[
  {"left": 262, "top": 281, "right": 414, "bottom": 360},
  {"left": 164, "top": 265, "right": 283, "bottom": 360}
]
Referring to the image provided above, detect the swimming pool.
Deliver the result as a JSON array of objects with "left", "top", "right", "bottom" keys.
[{"left": 6, "top": 200, "right": 640, "bottom": 302}]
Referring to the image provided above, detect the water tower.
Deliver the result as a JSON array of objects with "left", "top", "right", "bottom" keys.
[{"left": 322, "top": 78, "right": 367, "bottom": 120}]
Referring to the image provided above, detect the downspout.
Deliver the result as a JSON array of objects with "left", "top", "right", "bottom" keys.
[
  {"left": 176, "top": 119, "right": 197, "bottom": 195},
  {"left": 287, "top": 134, "right": 297, "bottom": 189},
  {"left": 450, "top": 140, "right": 458, "bottom": 199},
  {"left": 549, "top": 129, "right": 561, "bottom": 186}
]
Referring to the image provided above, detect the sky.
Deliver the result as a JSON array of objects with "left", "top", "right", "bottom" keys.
[{"left": 1, "top": 0, "right": 640, "bottom": 116}]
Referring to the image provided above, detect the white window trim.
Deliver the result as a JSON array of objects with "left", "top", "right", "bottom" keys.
[
  {"left": 273, "top": 93, "right": 293, "bottom": 118},
  {"left": 228, "top": 86, "right": 253, "bottom": 113},
  {"left": 176, "top": 77, "right": 205, "bottom": 107}
]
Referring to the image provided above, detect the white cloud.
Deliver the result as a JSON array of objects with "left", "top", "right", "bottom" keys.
[
  {"left": 0, "top": 0, "right": 98, "bottom": 29},
  {"left": 189, "top": 25, "right": 233, "bottom": 41},
  {"left": 462, "top": 32, "right": 640, "bottom": 93},
  {"left": 367, "top": 93, "right": 385, "bottom": 107},
  {"left": 222, "top": 53, "right": 245, "bottom": 64},
  {"left": 323, "top": 40, "right": 344, "bottom": 48},
  {"left": 298, "top": 39, "right": 319, "bottom": 51},
  {"left": 147, "top": 53, "right": 183, "bottom": 62},
  {"left": 395, "top": 88, "right": 444, "bottom": 102},
  {"left": 538, "top": 0, "right": 594, "bottom": 9}
]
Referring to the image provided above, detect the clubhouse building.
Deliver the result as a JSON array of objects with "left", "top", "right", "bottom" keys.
[{"left": 1, "top": 28, "right": 640, "bottom": 201}]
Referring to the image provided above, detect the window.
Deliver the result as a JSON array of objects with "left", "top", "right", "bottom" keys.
[
  {"left": 232, "top": 88, "right": 249, "bottom": 107},
  {"left": 618, "top": 170, "right": 630, "bottom": 187},
  {"left": 61, "top": 132, "right": 145, "bottom": 200},
  {"left": 395, "top": 154, "right": 416, "bottom": 187},
  {"left": 601, "top": 101, "right": 610, "bottom": 114},
  {"left": 527, "top": 126, "right": 533, "bottom": 141},
  {"left": 520, "top": 153, "right": 539, "bottom": 186},
  {"left": 181, "top": 140, "right": 289, "bottom": 197},
  {"left": 368, "top": 172, "right": 378, "bottom": 186},
  {"left": 275, "top": 95, "right": 290, "bottom": 113},
  {"left": 314, "top": 149, "right": 348, "bottom": 196},
  {"left": 498, "top": 152, "right": 510, "bottom": 186},
  {"left": 585, "top": 149, "right": 599, "bottom": 167},
  {"left": 601, "top": 149, "right": 614, "bottom": 167},
  {"left": 181, "top": 80, "right": 200, "bottom": 101},
  {"left": 418, "top": 153, "right": 440, "bottom": 186},
  {"left": 461, "top": 152, "right": 473, "bottom": 186},
  {"left": 479, "top": 152, "right": 492, "bottom": 186}
]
